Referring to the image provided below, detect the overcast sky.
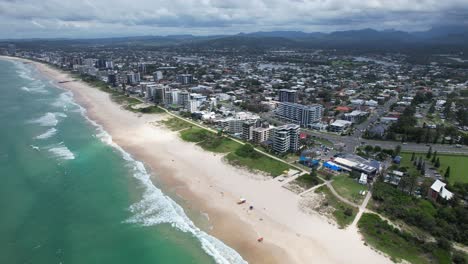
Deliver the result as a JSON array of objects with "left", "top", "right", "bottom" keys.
[{"left": 0, "top": 0, "right": 467, "bottom": 39}]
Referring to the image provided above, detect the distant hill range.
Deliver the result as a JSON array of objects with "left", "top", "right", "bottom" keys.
[{"left": 3, "top": 25, "right": 468, "bottom": 52}]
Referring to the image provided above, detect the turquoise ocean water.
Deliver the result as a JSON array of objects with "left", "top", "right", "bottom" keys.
[{"left": 0, "top": 59, "right": 245, "bottom": 264}]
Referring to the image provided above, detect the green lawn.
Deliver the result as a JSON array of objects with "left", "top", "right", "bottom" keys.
[
  {"left": 331, "top": 174, "right": 367, "bottom": 204},
  {"left": 178, "top": 127, "right": 241, "bottom": 153},
  {"left": 179, "top": 127, "right": 213, "bottom": 142},
  {"left": 400, "top": 152, "right": 468, "bottom": 184},
  {"left": 315, "top": 186, "right": 357, "bottom": 228},
  {"left": 225, "top": 152, "right": 290, "bottom": 177},
  {"left": 198, "top": 137, "right": 241, "bottom": 153},
  {"left": 161, "top": 117, "right": 192, "bottom": 131},
  {"left": 358, "top": 213, "right": 451, "bottom": 264}
]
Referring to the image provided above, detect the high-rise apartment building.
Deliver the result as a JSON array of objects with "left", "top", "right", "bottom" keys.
[
  {"left": 272, "top": 124, "right": 300, "bottom": 153},
  {"left": 278, "top": 89, "right": 297, "bottom": 103},
  {"left": 275, "top": 102, "right": 323, "bottom": 127}
]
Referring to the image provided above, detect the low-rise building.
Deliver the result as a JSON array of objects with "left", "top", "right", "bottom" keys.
[
  {"left": 428, "top": 180, "right": 453, "bottom": 201},
  {"left": 329, "top": 120, "right": 352, "bottom": 133}
]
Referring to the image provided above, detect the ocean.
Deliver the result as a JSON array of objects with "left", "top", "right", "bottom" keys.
[{"left": 0, "top": 59, "right": 246, "bottom": 264}]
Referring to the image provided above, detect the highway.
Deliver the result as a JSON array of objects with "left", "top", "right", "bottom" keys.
[{"left": 303, "top": 129, "right": 468, "bottom": 154}]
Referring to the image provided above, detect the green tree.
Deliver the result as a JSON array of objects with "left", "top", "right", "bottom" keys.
[
  {"left": 426, "top": 146, "right": 432, "bottom": 159},
  {"left": 417, "top": 157, "right": 423, "bottom": 170},
  {"left": 431, "top": 151, "right": 437, "bottom": 163},
  {"left": 394, "top": 145, "right": 402, "bottom": 156},
  {"left": 444, "top": 166, "right": 451, "bottom": 179},
  {"left": 311, "top": 167, "right": 317, "bottom": 178},
  {"left": 411, "top": 152, "right": 415, "bottom": 162},
  {"left": 435, "top": 158, "right": 441, "bottom": 168},
  {"left": 364, "top": 145, "right": 373, "bottom": 153}
]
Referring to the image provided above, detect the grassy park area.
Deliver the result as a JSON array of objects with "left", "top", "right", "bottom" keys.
[
  {"left": 331, "top": 174, "right": 367, "bottom": 204},
  {"left": 400, "top": 152, "right": 468, "bottom": 184},
  {"left": 179, "top": 127, "right": 213, "bottom": 142},
  {"left": 198, "top": 136, "right": 241, "bottom": 153},
  {"left": 226, "top": 152, "right": 290, "bottom": 177},
  {"left": 315, "top": 186, "right": 357, "bottom": 228},
  {"left": 226, "top": 144, "right": 291, "bottom": 177}
]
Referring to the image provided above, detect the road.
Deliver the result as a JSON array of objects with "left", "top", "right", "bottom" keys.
[{"left": 303, "top": 129, "right": 468, "bottom": 155}]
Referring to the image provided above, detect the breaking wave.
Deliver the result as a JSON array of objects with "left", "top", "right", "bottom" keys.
[
  {"left": 48, "top": 143, "right": 75, "bottom": 160},
  {"left": 22, "top": 67, "right": 247, "bottom": 264},
  {"left": 29, "top": 112, "right": 67, "bottom": 127},
  {"left": 73, "top": 96, "right": 247, "bottom": 264},
  {"left": 35, "top": 128, "right": 57, "bottom": 140},
  {"left": 20, "top": 84, "right": 48, "bottom": 94},
  {"left": 51, "top": 91, "right": 75, "bottom": 109}
]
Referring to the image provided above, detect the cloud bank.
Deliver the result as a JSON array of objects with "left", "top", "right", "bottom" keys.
[{"left": 0, "top": 0, "right": 467, "bottom": 38}]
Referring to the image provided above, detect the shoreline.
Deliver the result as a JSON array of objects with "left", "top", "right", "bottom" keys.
[{"left": 2, "top": 56, "right": 391, "bottom": 264}]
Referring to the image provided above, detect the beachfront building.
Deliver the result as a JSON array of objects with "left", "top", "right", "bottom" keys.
[
  {"left": 242, "top": 120, "right": 258, "bottom": 141},
  {"left": 272, "top": 124, "right": 300, "bottom": 154},
  {"left": 275, "top": 102, "right": 323, "bottom": 127},
  {"left": 252, "top": 126, "right": 273, "bottom": 144},
  {"left": 183, "top": 93, "right": 207, "bottom": 113},
  {"left": 154, "top": 86, "right": 170, "bottom": 104},
  {"left": 164, "top": 89, "right": 181, "bottom": 105},
  {"left": 217, "top": 112, "right": 260, "bottom": 135},
  {"left": 179, "top": 91, "right": 190, "bottom": 107},
  {"left": 333, "top": 156, "right": 378, "bottom": 177}
]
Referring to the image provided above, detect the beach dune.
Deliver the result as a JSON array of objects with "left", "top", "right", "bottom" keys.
[{"left": 6, "top": 56, "right": 390, "bottom": 264}]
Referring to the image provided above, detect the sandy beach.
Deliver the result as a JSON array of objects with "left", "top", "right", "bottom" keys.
[{"left": 4, "top": 56, "right": 391, "bottom": 264}]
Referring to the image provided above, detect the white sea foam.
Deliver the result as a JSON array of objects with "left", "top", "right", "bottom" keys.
[
  {"left": 76, "top": 102, "right": 247, "bottom": 264},
  {"left": 26, "top": 75, "right": 246, "bottom": 263},
  {"left": 30, "top": 112, "right": 59, "bottom": 126},
  {"left": 13, "top": 62, "right": 35, "bottom": 81},
  {"left": 29, "top": 112, "right": 67, "bottom": 127},
  {"left": 20, "top": 84, "right": 48, "bottom": 94},
  {"left": 20, "top": 86, "right": 30, "bottom": 92},
  {"left": 48, "top": 144, "right": 75, "bottom": 160},
  {"left": 35, "top": 128, "right": 57, "bottom": 139},
  {"left": 52, "top": 91, "right": 76, "bottom": 109}
]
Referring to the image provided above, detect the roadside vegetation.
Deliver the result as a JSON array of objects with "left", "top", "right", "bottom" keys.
[
  {"left": 358, "top": 213, "right": 465, "bottom": 264},
  {"left": 314, "top": 186, "right": 357, "bottom": 228}
]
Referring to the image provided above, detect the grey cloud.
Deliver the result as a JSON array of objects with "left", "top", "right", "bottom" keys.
[{"left": 0, "top": 0, "right": 467, "bottom": 38}]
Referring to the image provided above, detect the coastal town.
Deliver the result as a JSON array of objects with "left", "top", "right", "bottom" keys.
[{"left": 3, "top": 42, "right": 468, "bottom": 263}]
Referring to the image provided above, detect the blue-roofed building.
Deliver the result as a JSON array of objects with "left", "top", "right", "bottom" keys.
[{"left": 323, "top": 161, "right": 341, "bottom": 171}]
